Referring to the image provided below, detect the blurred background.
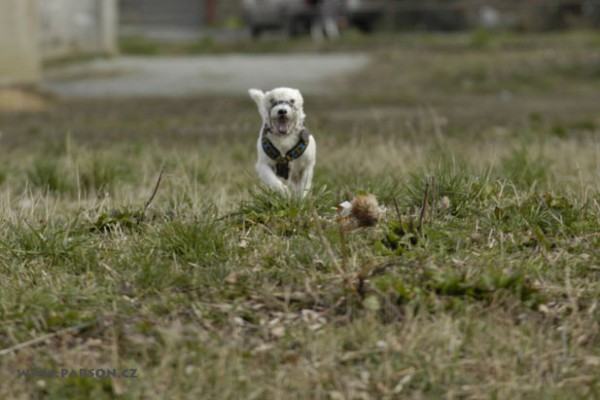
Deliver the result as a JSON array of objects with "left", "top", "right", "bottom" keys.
[
  {"left": 0, "top": 0, "right": 599, "bottom": 194},
  {"left": 2, "top": 0, "right": 600, "bottom": 94}
]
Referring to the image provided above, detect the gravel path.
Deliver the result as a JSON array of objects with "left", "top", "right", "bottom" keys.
[{"left": 42, "top": 54, "right": 369, "bottom": 98}]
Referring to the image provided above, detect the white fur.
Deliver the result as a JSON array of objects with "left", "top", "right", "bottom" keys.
[{"left": 248, "top": 87, "right": 316, "bottom": 197}]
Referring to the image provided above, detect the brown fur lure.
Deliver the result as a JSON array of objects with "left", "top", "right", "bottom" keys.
[
  {"left": 338, "top": 194, "right": 382, "bottom": 229},
  {"left": 351, "top": 194, "right": 381, "bottom": 227}
]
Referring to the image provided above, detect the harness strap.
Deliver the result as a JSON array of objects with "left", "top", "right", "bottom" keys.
[{"left": 261, "top": 125, "right": 310, "bottom": 180}]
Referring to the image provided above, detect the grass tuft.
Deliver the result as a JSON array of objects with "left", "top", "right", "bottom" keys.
[
  {"left": 402, "top": 158, "right": 493, "bottom": 216},
  {"left": 148, "top": 206, "right": 228, "bottom": 267},
  {"left": 499, "top": 146, "right": 550, "bottom": 189},
  {"left": 27, "top": 158, "right": 73, "bottom": 194}
]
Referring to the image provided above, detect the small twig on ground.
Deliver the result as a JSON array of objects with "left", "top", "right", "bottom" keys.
[
  {"left": 418, "top": 178, "right": 430, "bottom": 237},
  {"left": 354, "top": 261, "right": 396, "bottom": 302},
  {"left": 215, "top": 211, "right": 243, "bottom": 222},
  {"left": 100, "top": 262, "right": 119, "bottom": 277},
  {"left": 272, "top": 291, "right": 314, "bottom": 304},
  {"left": 111, "top": 302, "right": 123, "bottom": 396},
  {"left": 140, "top": 165, "right": 164, "bottom": 222},
  {"left": 0, "top": 321, "right": 96, "bottom": 356},
  {"left": 356, "top": 275, "right": 367, "bottom": 300},
  {"left": 393, "top": 197, "right": 403, "bottom": 225},
  {"left": 430, "top": 175, "right": 436, "bottom": 225},
  {"left": 370, "top": 260, "right": 397, "bottom": 277},
  {"left": 312, "top": 210, "right": 343, "bottom": 275},
  {"left": 355, "top": 263, "right": 378, "bottom": 300},
  {"left": 339, "top": 225, "right": 349, "bottom": 271}
]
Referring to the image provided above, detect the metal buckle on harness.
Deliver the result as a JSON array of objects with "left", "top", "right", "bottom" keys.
[{"left": 275, "top": 156, "right": 290, "bottom": 180}]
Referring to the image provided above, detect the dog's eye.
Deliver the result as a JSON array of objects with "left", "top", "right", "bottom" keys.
[
  {"left": 269, "top": 99, "right": 275, "bottom": 105},
  {"left": 290, "top": 99, "right": 295, "bottom": 104}
]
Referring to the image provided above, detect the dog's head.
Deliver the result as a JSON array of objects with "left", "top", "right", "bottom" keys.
[{"left": 248, "top": 87, "right": 305, "bottom": 135}]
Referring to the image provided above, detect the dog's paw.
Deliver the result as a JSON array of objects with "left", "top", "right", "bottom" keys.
[{"left": 276, "top": 183, "right": 291, "bottom": 197}]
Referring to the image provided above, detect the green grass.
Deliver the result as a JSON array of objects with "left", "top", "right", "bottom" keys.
[{"left": 2, "top": 32, "right": 600, "bottom": 399}]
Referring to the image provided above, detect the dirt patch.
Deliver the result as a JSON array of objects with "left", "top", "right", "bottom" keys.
[{"left": 0, "top": 89, "right": 51, "bottom": 112}]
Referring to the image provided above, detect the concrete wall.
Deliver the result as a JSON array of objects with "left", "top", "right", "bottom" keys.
[
  {"left": 120, "top": 0, "right": 207, "bottom": 40},
  {"left": 0, "top": 0, "right": 41, "bottom": 86},
  {"left": 39, "top": 0, "right": 117, "bottom": 59},
  {"left": 119, "top": 0, "right": 242, "bottom": 39},
  {"left": 215, "top": 0, "right": 242, "bottom": 25}
]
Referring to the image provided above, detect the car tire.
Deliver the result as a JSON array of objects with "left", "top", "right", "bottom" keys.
[
  {"left": 249, "top": 25, "right": 262, "bottom": 38},
  {"left": 355, "top": 20, "right": 375, "bottom": 33}
]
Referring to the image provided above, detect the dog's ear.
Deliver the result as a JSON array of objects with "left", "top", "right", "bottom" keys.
[
  {"left": 248, "top": 89, "right": 268, "bottom": 119},
  {"left": 291, "top": 89, "right": 304, "bottom": 109},
  {"left": 248, "top": 88, "right": 264, "bottom": 102}
]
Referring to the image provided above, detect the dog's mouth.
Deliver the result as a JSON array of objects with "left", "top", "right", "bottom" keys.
[{"left": 272, "top": 116, "right": 293, "bottom": 135}]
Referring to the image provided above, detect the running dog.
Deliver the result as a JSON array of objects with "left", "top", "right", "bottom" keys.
[{"left": 248, "top": 87, "right": 316, "bottom": 197}]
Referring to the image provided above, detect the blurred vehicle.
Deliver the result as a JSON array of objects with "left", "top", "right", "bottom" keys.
[
  {"left": 242, "top": 0, "right": 383, "bottom": 37},
  {"left": 519, "top": 0, "right": 600, "bottom": 29},
  {"left": 566, "top": 0, "right": 600, "bottom": 26},
  {"left": 243, "top": 0, "right": 315, "bottom": 37},
  {"left": 391, "top": 0, "right": 469, "bottom": 31},
  {"left": 345, "top": 0, "right": 383, "bottom": 32},
  {"left": 584, "top": 0, "right": 600, "bottom": 25}
]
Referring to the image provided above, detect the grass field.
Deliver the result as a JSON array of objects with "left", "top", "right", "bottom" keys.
[{"left": 2, "top": 31, "right": 600, "bottom": 399}]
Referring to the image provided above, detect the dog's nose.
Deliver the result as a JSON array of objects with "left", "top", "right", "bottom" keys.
[{"left": 278, "top": 109, "right": 287, "bottom": 116}]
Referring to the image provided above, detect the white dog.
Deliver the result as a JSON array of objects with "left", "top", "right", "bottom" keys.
[{"left": 248, "top": 87, "right": 316, "bottom": 197}]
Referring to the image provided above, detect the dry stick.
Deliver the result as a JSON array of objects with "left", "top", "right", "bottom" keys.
[
  {"left": 430, "top": 175, "right": 436, "bottom": 226},
  {"left": 370, "top": 260, "right": 397, "bottom": 277},
  {"left": 339, "top": 225, "right": 349, "bottom": 271},
  {"left": 312, "top": 210, "right": 344, "bottom": 275},
  {"left": 356, "top": 274, "right": 367, "bottom": 300},
  {"left": 356, "top": 262, "right": 378, "bottom": 300},
  {"left": 393, "top": 197, "right": 403, "bottom": 226},
  {"left": 140, "top": 165, "right": 164, "bottom": 222},
  {"left": 355, "top": 260, "right": 399, "bottom": 301},
  {"left": 0, "top": 321, "right": 95, "bottom": 356},
  {"left": 418, "top": 178, "right": 430, "bottom": 237},
  {"left": 111, "top": 302, "right": 123, "bottom": 396}
]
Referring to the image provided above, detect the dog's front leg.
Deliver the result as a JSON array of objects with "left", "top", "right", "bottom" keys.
[
  {"left": 292, "top": 165, "right": 313, "bottom": 198},
  {"left": 256, "top": 162, "right": 289, "bottom": 195}
]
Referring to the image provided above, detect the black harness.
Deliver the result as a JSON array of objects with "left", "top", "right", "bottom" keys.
[{"left": 261, "top": 125, "right": 310, "bottom": 180}]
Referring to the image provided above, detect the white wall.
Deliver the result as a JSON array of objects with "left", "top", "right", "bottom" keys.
[
  {"left": 0, "top": 0, "right": 41, "bottom": 86},
  {"left": 39, "top": 0, "right": 117, "bottom": 59}
]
